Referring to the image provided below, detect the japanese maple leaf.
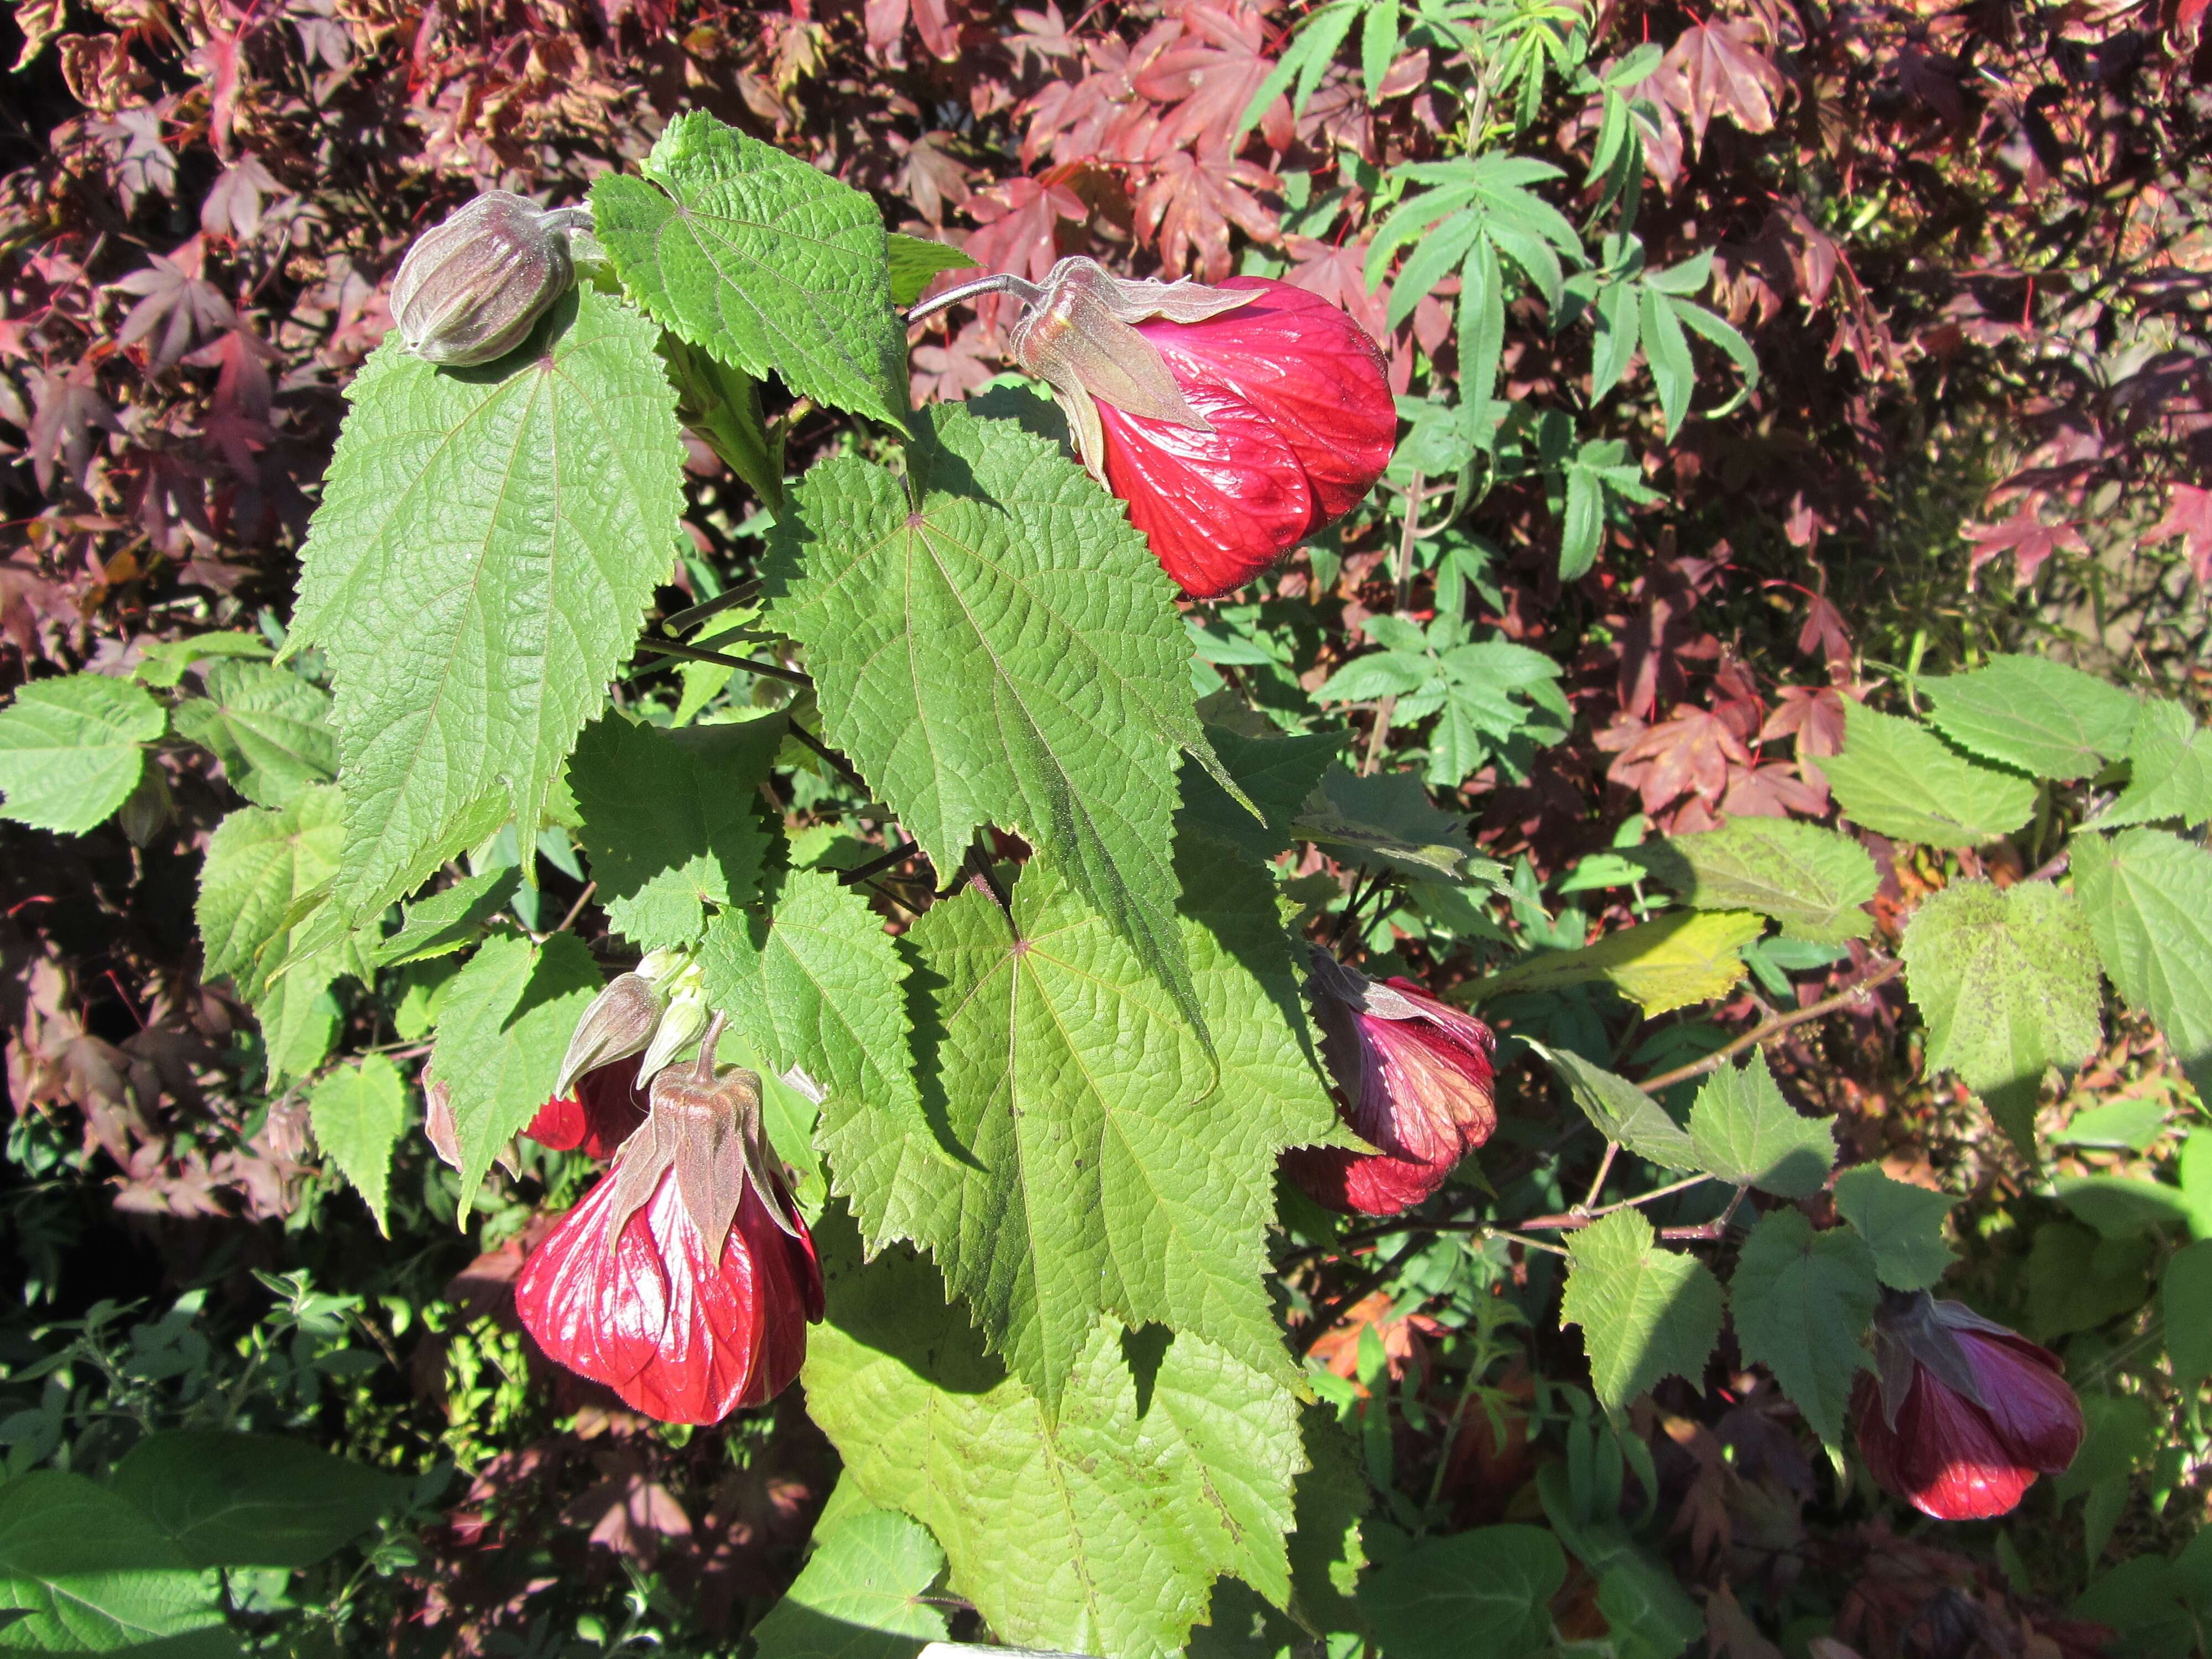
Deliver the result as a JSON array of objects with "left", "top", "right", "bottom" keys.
[
  {"left": 112, "top": 241, "right": 238, "bottom": 372},
  {"left": 909, "top": 319, "right": 999, "bottom": 404},
  {"left": 1661, "top": 20, "right": 1786, "bottom": 153},
  {"left": 1601, "top": 706, "right": 1750, "bottom": 815},
  {"left": 1134, "top": 147, "right": 1279, "bottom": 280},
  {"left": 865, "top": 0, "right": 960, "bottom": 62},
  {"left": 1021, "top": 35, "right": 1142, "bottom": 167},
  {"left": 1129, "top": 1, "right": 1291, "bottom": 160},
  {"left": 199, "top": 156, "right": 281, "bottom": 242},
  {"left": 186, "top": 325, "right": 280, "bottom": 477},
  {"left": 1796, "top": 591, "right": 1851, "bottom": 670},
  {"left": 1721, "top": 761, "right": 1827, "bottom": 820},
  {"left": 1284, "top": 236, "right": 1389, "bottom": 346},
  {"left": 963, "top": 175, "right": 1087, "bottom": 328},
  {"left": 1008, "top": 3, "right": 1079, "bottom": 72},
  {"left": 1961, "top": 499, "right": 2085, "bottom": 586},
  {"left": 88, "top": 108, "right": 176, "bottom": 215},
  {"left": 2147, "top": 483, "right": 2212, "bottom": 583},
  {"left": 1762, "top": 684, "right": 1847, "bottom": 759},
  {"left": 27, "top": 361, "right": 117, "bottom": 495},
  {"left": 899, "top": 132, "right": 973, "bottom": 225}
]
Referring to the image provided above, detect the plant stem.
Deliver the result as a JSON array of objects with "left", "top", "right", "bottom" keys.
[
  {"left": 837, "top": 839, "right": 925, "bottom": 888},
  {"left": 1635, "top": 956, "right": 1905, "bottom": 1095},
  {"left": 661, "top": 579, "right": 763, "bottom": 634},
  {"left": 635, "top": 638, "right": 810, "bottom": 685},
  {"left": 1361, "top": 469, "right": 1428, "bottom": 776},
  {"left": 784, "top": 721, "right": 868, "bottom": 789}
]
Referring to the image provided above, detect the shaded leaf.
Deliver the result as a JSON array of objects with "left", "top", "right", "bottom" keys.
[
  {"left": 1624, "top": 817, "right": 1875, "bottom": 944},
  {"left": 1918, "top": 655, "right": 2137, "bottom": 782},
  {"left": 1729, "top": 1208, "right": 1879, "bottom": 1447},
  {"left": 1832, "top": 1166, "right": 1956, "bottom": 1291}
]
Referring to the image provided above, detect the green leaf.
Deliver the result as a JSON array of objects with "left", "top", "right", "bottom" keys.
[
  {"left": 170, "top": 660, "right": 336, "bottom": 809},
  {"left": 1624, "top": 817, "right": 1876, "bottom": 943},
  {"left": 1639, "top": 288, "right": 1693, "bottom": 439},
  {"left": 2052, "top": 1174, "right": 2194, "bottom": 1239},
  {"left": 1823, "top": 701, "right": 2038, "bottom": 848},
  {"left": 1531, "top": 1045, "right": 1697, "bottom": 1171},
  {"left": 837, "top": 836, "right": 1335, "bottom": 1410},
  {"left": 286, "top": 283, "right": 684, "bottom": 919},
  {"left": 801, "top": 1225, "right": 1303, "bottom": 1659},
  {"left": 749, "top": 1510, "right": 949, "bottom": 1659},
  {"left": 308, "top": 1054, "right": 409, "bottom": 1234},
  {"left": 763, "top": 402, "right": 1215, "bottom": 1029},
  {"left": 108, "top": 1432, "right": 410, "bottom": 1570},
  {"left": 1357, "top": 1526, "right": 1564, "bottom": 1659},
  {"left": 568, "top": 713, "right": 776, "bottom": 950},
  {"left": 1294, "top": 765, "right": 1483, "bottom": 883},
  {"left": 425, "top": 933, "right": 606, "bottom": 1207},
  {"left": 372, "top": 868, "right": 522, "bottom": 968},
  {"left": 1469, "top": 910, "right": 1764, "bottom": 1017},
  {"left": 1560, "top": 1211, "right": 1724, "bottom": 1414},
  {"left": 1285, "top": 1411, "right": 1369, "bottom": 1639},
  {"left": 1918, "top": 655, "right": 2137, "bottom": 783},
  {"left": 1832, "top": 1165, "right": 1956, "bottom": 1291},
  {"left": 0, "top": 674, "right": 166, "bottom": 834},
  {"left": 0, "top": 1471, "right": 236, "bottom": 1657},
  {"left": 262, "top": 965, "right": 341, "bottom": 1091},
  {"left": 1589, "top": 278, "right": 1639, "bottom": 402},
  {"left": 2073, "top": 828, "right": 2212, "bottom": 1100},
  {"left": 195, "top": 787, "right": 347, "bottom": 1002},
  {"left": 1686, "top": 1051, "right": 1835, "bottom": 1197},
  {"left": 2052, "top": 1096, "right": 2170, "bottom": 1152},
  {"left": 885, "top": 234, "right": 977, "bottom": 308},
  {"left": 1900, "top": 880, "right": 2102, "bottom": 1152},
  {"left": 701, "top": 866, "right": 933, "bottom": 1161},
  {"left": 2163, "top": 1239, "right": 2212, "bottom": 1388},
  {"left": 2028, "top": 1220, "right": 2151, "bottom": 1339},
  {"left": 593, "top": 111, "right": 909, "bottom": 430},
  {"left": 1178, "top": 721, "right": 1344, "bottom": 862},
  {"left": 1728, "top": 1208, "right": 1879, "bottom": 1447},
  {"left": 132, "top": 630, "right": 271, "bottom": 689},
  {"left": 2092, "top": 698, "right": 2212, "bottom": 831}
]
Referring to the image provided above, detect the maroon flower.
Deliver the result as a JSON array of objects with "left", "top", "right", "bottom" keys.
[
  {"left": 524, "top": 1057, "right": 649, "bottom": 1161},
  {"left": 1283, "top": 951, "right": 1498, "bottom": 1217},
  {"left": 515, "top": 1020, "right": 823, "bottom": 1424},
  {"left": 1851, "top": 1290, "right": 2083, "bottom": 1520}
]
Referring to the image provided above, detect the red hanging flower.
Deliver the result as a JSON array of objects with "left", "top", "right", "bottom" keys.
[
  {"left": 1283, "top": 950, "right": 1497, "bottom": 1217},
  {"left": 941, "top": 257, "right": 1394, "bottom": 599},
  {"left": 524, "top": 1056, "right": 649, "bottom": 1160},
  {"left": 1851, "top": 1290, "right": 2083, "bottom": 1520},
  {"left": 515, "top": 1024, "right": 823, "bottom": 1425}
]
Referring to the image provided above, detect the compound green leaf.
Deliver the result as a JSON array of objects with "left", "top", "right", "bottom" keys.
[
  {"left": 1625, "top": 817, "right": 1875, "bottom": 944},
  {"left": 1686, "top": 1051, "right": 1835, "bottom": 1197},
  {"left": 1357, "top": 1527, "right": 1563, "bottom": 1659},
  {"left": 1823, "top": 701, "right": 2037, "bottom": 848},
  {"left": 0, "top": 1470, "right": 236, "bottom": 1657},
  {"left": 568, "top": 713, "right": 776, "bottom": 950},
  {"left": 1530, "top": 1045, "right": 1697, "bottom": 1172},
  {"left": 287, "top": 284, "right": 684, "bottom": 919},
  {"left": 171, "top": 660, "right": 336, "bottom": 810},
  {"left": 195, "top": 786, "right": 347, "bottom": 1003},
  {"left": 839, "top": 832, "right": 1334, "bottom": 1412},
  {"left": 2092, "top": 698, "right": 2212, "bottom": 831},
  {"left": 1470, "top": 910, "right": 1763, "bottom": 1017},
  {"left": 885, "top": 233, "right": 977, "bottom": 308},
  {"left": 109, "top": 1432, "right": 411, "bottom": 1571},
  {"left": 1729, "top": 1207, "right": 1879, "bottom": 1447},
  {"left": 1919, "top": 655, "right": 2137, "bottom": 783},
  {"left": 749, "top": 1510, "right": 949, "bottom": 1659},
  {"left": 2073, "top": 829, "right": 2212, "bottom": 1100},
  {"left": 801, "top": 1227, "right": 1303, "bottom": 1659},
  {"left": 1831, "top": 1165, "right": 1955, "bottom": 1291},
  {"left": 1560, "top": 1211, "right": 1723, "bottom": 1414},
  {"left": 0, "top": 673, "right": 166, "bottom": 834},
  {"left": 425, "top": 932, "right": 605, "bottom": 1208},
  {"left": 594, "top": 112, "right": 909, "bottom": 430},
  {"left": 308, "top": 1053, "right": 410, "bottom": 1234},
  {"left": 763, "top": 403, "right": 1214, "bottom": 1030},
  {"left": 1900, "top": 880, "right": 2102, "bottom": 1152}
]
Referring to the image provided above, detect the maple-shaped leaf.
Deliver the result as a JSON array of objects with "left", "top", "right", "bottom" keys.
[
  {"left": 821, "top": 833, "right": 1335, "bottom": 1412},
  {"left": 2147, "top": 483, "right": 2212, "bottom": 583},
  {"left": 1135, "top": 148, "right": 1280, "bottom": 281},
  {"left": 112, "top": 243, "right": 238, "bottom": 372},
  {"left": 1283, "top": 236, "right": 1389, "bottom": 346},
  {"left": 1130, "top": 1, "right": 1291, "bottom": 159},
  {"left": 865, "top": 0, "right": 961, "bottom": 61},
  {"left": 761, "top": 402, "right": 1223, "bottom": 1030},
  {"left": 909, "top": 318, "right": 1001, "bottom": 404},
  {"left": 27, "top": 361, "right": 117, "bottom": 495},
  {"left": 1021, "top": 36, "right": 1143, "bottom": 168},
  {"left": 199, "top": 156, "right": 283, "bottom": 243},
  {"left": 899, "top": 132, "right": 974, "bottom": 225},
  {"left": 1961, "top": 499, "right": 2086, "bottom": 587},
  {"left": 1762, "top": 684, "right": 1846, "bottom": 759},
  {"left": 88, "top": 109, "right": 175, "bottom": 214},
  {"left": 1661, "top": 20, "right": 1786, "bottom": 153},
  {"left": 1599, "top": 707, "right": 1751, "bottom": 817},
  {"left": 962, "top": 176, "right": 1089, "bottom": 330}
]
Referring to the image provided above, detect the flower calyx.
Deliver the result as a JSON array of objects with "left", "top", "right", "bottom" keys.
[{"left": 553, "top": 947, "right": 704, "bottom": 1099}]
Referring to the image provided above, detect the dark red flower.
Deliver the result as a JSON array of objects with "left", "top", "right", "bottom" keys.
[
  {"left": 524, "top": 1057, "right": 649, "bottom": 1161},
  {"left": 515, "top": 1022, "right": 823, "bottom": 1424},
  {"left": 999, "top": 257, "right": 1395, "bottom": 599},
  {"left": 1283, "top": 951, "right": 1497, "bottom": 1216},
  {"left": 1851, "top": 1291, "right": 2083, "bottom": 1520}
]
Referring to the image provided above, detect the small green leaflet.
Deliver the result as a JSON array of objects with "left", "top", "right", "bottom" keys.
[
  {"left": 424, "top": 932, "right": 605, "bottom": 1208},
  {"left": 1823, "top": 701, "right": 2037, "bottom": 848},
  {"left": 836, "top": 838, "right": 1336, "bottom": 1410},
  {"left": 1728, "top": 1207, "right": 1879, "bottom": 1447},
  {"left": 133, "top": 629, "right": 270, "bottom": 688},
  {"left": 1832, "top": 1165, "right": 1956, "bottom": 1291},
  {"left": 1470, "top": 910, "right": 1762, "bottom": 1017},
  {"left": 1355, "top": 1526, "right": 1565, "bottom": 1659},
  {"left": 0, "top": 1470, "right": 238, "bottom": 1658},
  {"left": 593, "top": 112, "right": 910, "bottom": 431},
  {"left": 196, "top": 786, "right": 347, "bottom": 1003},
  {"left": 372, "top": 868, "right": 522, "bottom": 968},
  {"left": 1624, "top": 817, "right": 1875, "bottom": 944},
  {"left": 109, "top": 1431, "right": 412, "bottom": 1571},
  {"left": 1560, "top": 1211, "right": 1724, "bottom": 1415},
  {"left": 2092, "top": 697, "right": 2212, "bottom": 831},
  {"left": 309, "top": 1053, "right": 410, "bottom": 1234},
  {"left": 700, "top": 866, "right": 935, "bottom": 1161},
  {"left": 171, "top": 660, "right": 337, "bottom": 809},
  {"left": 764, "top": 403, "right": 1220, "bottom": 1031},
  {"left": 1686, "top": 1052, "right": 1835, "bottom": 1198},
  {"left": 1294, "top": 764, "right": 1488, "bottom": 884},
  {"left": 1311, "top": 617, "right": 1569, "bottom": 789},
  {"left": 0, "top": 672, "right": 166, "bottom": 834},
  {"left": 1900, "top": 880, "right": 2102, "bottom": 1154},
  {"left": 885, "top": 232, "right": 977, "bottom": 308},
  {"left": 568, "top": 713, "right": 776, "bottom": 950},
  {"left": 288, "top": 284, "right": 684, "bottom": 919},
  {"left": 1919, "top": 655, "right": 2137, "bottom": 783},
  {"left": 801, "top": 1225, "right": 1303, "bottom": 1659},
  {"left": 1530, "top": 1044, "right": 1697, "bottom": 1171},
  {"left": 749, "top": 1510, "right": 949, "bottom": 1659},
  {"left": 1553, "top": 436, "right": 1662, "bottom": 583},
  {"left": 2073, "top": 828, "right": 2212, "bottom": 1101}
]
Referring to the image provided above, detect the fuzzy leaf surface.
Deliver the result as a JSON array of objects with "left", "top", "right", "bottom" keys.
[
  {"left": 195, "top": 786, "right": 346, "bottom": 1001},
  {"left": 1823, "top": 702, "right": 2036, "bottom": 848},
  {"left": 1624, "top": 817, "right": 1875, "bottom": 943},
  {"left": 1918, "top": 655, "right": 2137, "bottom": 782},
  {"left": 0, "top": 1470, "right": 234, "bottom": 1657},
  {"left": 309, "top": 1053, "right": 409, "bottom": 1234},
  {"left": 1832, "top": 1166, "right": 1956, "bottom": 1291},
  {"left": 2073, "top": 828, "right": 2212, "bottom": 1100},
  {"left": 749, "top": 1510, "right": 949, "bottom": 1659},
  {"left": 1728, "top": 1208, "right": 1879, "bottom": 1447},
  {"left": 286, "top": 285, "right": 684, "bottom": 917},
  {"left": 1560, "top": 1211, "right": 1723, "bottom": 1414},
  {"left": 171, "top": 660, "right": 336, "bottom": 809},
  {"left": 1531, "top": 1045, "right": 1697, "bottom": 1171},
  {"left": 2092, "top": 698, "right": 2212, "bottom": 831},
  {"left": 0, "top": 672, "right": 165, "bottom": 833},
  {"left": 1472, "top": 910, "right": 1762, "bottom": 1016},
  {"left": 1686, "top": 1052, "right": 1835, "bottom": 1197},
  {"left": 1357, "top": 1527, "right": 1564, "bottom": 1659}
]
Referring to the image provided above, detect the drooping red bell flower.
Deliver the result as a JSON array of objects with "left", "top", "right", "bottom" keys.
[
  {"left": 912, "top": 258, "right": 1396, "bottom": 599},
  {"left": 1851, "top": 1290, "right": 2083, "bottom": 1521},
  {"left": 524, "top": 1056, "right": 649, "bottom": 1160},
  {"left": 515, "top": 1018, "right": 823, "bottom": 1425},
  {"left": 1283, "top": 950, "right": 1498, "bottom": 1217}
]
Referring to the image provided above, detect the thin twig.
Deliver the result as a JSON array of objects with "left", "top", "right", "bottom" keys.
[
  {"left": 1331, "top": 865, "right": 1376, "bottom": 946},
  {"left": 1636, "top": 956, "right": 1906, "bottom": 1095},
  {"left": 1661, "top": 1183, "right": 1751, "bottom": 1243},
  {"left": 636, "top": 639, "right": 810, "bottom": 686},
  {"left": 838, "top": 839, "right": 924, "bottom": 888},
  {"left": 1520, "top": 1171, "right": 1712, "bottom": 1233},
  {"left": 966, "top": 842, "right": 1014, "bottom": 911},
  {"left": 552, "top": 881, "right": 597, "bottom": 937},
  {"left": 661, "top": 580, "right": 763, "bottom": 634},
  {"left": 1580, "top": 1141, "right": 1620, "bottom": 1210},
  {"left": 1361, "top": 469, "right": 1427, "bottom": 776}
]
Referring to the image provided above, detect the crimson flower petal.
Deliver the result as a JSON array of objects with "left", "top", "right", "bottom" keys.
[{"left": 523, "top": 1058, "right": 649, "bottom": 1160}]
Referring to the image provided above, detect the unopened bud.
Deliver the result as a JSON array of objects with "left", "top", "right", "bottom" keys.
[
  {"left": 391, "top": 191, "right": 588, "bottom": 367},
  {"left": 555, "top": 970, "right": 666, "bottom": 1099},
  {"left": 638, "top": 969, "right": 711, "bottom": 1081}
]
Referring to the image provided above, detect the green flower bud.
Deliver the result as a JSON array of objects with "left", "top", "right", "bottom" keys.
[{"left": 390, "top": 191, "right": 589, "bottom": 367}]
